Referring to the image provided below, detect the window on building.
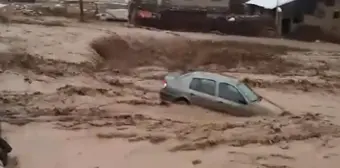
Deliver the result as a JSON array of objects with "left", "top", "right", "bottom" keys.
[
  {"left": 325, "top": 0, "right": 335, "bottom": 6},
  {"left": 333, "top": 11, "right": 340, "bottom": 19}
]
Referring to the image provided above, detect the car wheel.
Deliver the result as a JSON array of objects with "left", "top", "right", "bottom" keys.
[{"left": 174, "top": 98, "right": 190, "bottom": 105}]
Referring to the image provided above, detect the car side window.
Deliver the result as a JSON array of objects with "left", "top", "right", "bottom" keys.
[
  {"left": 218, "top": 83, "right": 246, "bottom": 103},
  {"left": 189, "top": 78, "right": 216, "bottom": 96}
]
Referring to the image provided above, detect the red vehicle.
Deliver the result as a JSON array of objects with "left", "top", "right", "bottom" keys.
[{"left": 127, "top": 0, "right": 230, "bottom": 30}]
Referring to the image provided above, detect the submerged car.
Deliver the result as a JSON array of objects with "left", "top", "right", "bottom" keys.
[{"left": 160, "top": 71, "right": 277, "bottom": 116}]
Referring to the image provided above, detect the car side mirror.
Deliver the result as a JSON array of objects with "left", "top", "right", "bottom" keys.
[{"left": 238, "top": 99, "right": 247, "bottom": 105}]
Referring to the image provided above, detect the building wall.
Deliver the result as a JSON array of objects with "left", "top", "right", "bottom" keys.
[{"left": 304, "top": 0, "right": 340, "bottom": 34}]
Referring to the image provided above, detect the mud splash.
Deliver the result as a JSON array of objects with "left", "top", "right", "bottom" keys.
[{"left": 90, "top": 34, "right": 303, "bottom": 74}]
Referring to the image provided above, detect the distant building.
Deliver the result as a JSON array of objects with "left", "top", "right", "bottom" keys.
[
  {"left": 244, "top": 0, "right": 319, "bottom": 35},
  {"left": 304, "top": 0, "right": 340, "bottom": 35},
  {"left": 243, "top": 0, "right": 340, "bottom": 37}
]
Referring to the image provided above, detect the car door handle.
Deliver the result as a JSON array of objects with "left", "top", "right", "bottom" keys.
[
  {"left": 190, "top": 93, "right": 195, "bottom": 96},
  {"left": 217, "top": 101, "right": 223, "bottom": 103}
]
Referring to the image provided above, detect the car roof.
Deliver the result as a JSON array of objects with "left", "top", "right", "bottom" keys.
[{"left": 185, "top": 71, "right": 240, "bottom": 86}]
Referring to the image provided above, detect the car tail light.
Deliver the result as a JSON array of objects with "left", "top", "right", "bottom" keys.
[
  {"left": 162, "top": 80, "right": 167, "bottom": 88},
  {"left": 138, "top": 10, "right": 152, "bottom": 18}
]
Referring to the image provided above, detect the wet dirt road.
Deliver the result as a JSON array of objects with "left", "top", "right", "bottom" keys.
[{"left": 1, "top": 18, "right": 340, "bottom": 168}]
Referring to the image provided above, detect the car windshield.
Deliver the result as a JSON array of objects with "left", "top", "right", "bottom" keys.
[{"left": 237, "top": 83, "right": 259, "bottom": 102}]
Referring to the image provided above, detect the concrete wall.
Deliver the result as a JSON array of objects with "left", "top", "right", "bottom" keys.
[{"left": 304, "top": 0, "right": 340, "bottom": 34}]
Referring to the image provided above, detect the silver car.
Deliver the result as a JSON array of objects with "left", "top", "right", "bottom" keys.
[{"left": 160, "top": 71, "right": 275, "bottom": 116}]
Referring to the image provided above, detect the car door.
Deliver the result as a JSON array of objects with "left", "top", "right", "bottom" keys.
[
  {"left": 188, "top": 78, "right": 218, "bottom": 109},
  {"left": 215, "top": 82, "right": 250, "bottom": 116}
]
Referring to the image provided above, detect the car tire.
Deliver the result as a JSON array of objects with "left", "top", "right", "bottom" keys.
[{"left": 174, "top": 98, "right": 190, "bottom": 105}]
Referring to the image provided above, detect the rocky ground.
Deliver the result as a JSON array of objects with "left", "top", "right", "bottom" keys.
[{"left": 0, "top": 16, "right": 340, "bottom": 168}]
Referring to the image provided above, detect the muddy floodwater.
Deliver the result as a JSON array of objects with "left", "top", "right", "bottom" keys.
[
  {"left": 0, "top": 18, "right": 340, "bottom": 168},
  {"left": 5, "top": 122, "right": 340, "bottom": 168}
]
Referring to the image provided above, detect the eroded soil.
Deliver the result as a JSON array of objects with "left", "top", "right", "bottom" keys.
[{"left": 1, "top": 17, "right": 340, "bottom": 168}]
